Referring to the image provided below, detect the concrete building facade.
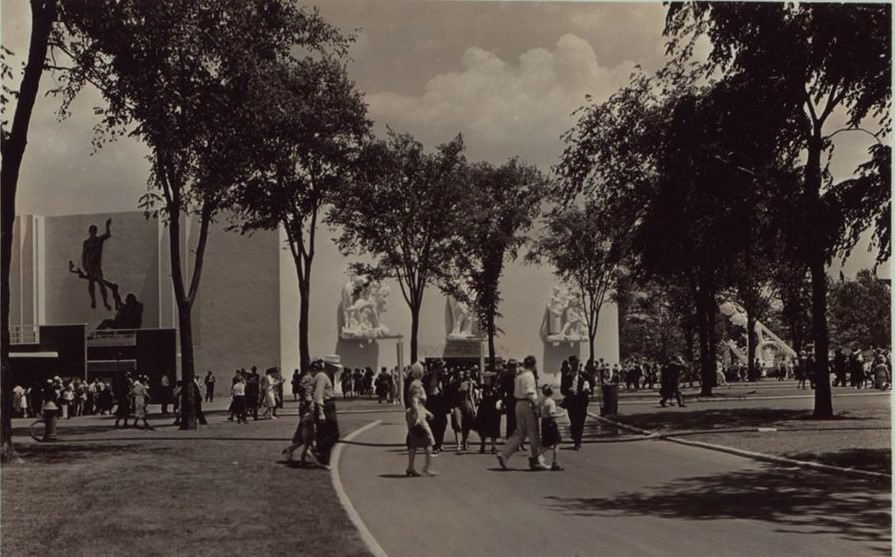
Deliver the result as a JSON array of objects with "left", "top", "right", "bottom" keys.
[{"left": 11, "top": 210, "right": 619, "bottom": 381}]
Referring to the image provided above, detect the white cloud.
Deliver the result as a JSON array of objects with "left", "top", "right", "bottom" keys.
[{"left": 366, "top": 33, "right": 636, "bottom": 169}]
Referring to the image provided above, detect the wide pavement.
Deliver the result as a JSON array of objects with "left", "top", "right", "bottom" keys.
[{"left": 339, "top": 404, "right": 890, "bottom": 557}]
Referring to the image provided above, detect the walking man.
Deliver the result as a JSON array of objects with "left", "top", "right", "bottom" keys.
[
  {"left": 311, "top": 359, "right": 340, "bottom": 469},
  {"left": 498, "top": 355, "right": 548, "bottom": 471},
  {"left": 564, "top": 357, "right": 591, "bottom": 450}
]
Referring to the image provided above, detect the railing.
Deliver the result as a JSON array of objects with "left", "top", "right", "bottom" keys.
[{"left": 10, "top": 324, "right": 39, "bottom": 345}]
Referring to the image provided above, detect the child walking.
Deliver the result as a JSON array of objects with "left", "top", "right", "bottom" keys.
[
  {"left": 540, "top": 385, "right": 563, "bottom": 471},
  {"left": 475, "top": 383, "right": 501, "bottom": 454}
]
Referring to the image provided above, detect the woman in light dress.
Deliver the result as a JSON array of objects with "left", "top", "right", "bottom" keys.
[{"left": 405, "top": 362, "right": 436, "bottom": 477}]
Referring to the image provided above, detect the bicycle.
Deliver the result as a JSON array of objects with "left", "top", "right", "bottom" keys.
[{"left": 29, "top": 417, "right": 48, "bottom": 441}]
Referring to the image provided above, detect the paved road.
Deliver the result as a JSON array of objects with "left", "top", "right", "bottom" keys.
[{"left": 339, "top": 410, "right": 890, "bottom": 557}]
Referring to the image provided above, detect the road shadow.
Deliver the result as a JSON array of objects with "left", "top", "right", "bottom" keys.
[
  {"left": 545, "top": 463, "right": 891, "bottom": 552},
  {"left": 613, "top": 407, "right": 879, "bottom": 433}
]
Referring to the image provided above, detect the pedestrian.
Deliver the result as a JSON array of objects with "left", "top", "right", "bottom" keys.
[
  {"left": 449, "top": 370, "right": 476, "bottom": 451},
  {"left": 540, "top": 385, "right": 563, "bottom": 471},
  {"left": 563, "top": 358, "right": 591, "bottom": 450},
  {"left": 376, "top": 368, "right": 390, "bottom": 404},
  {"left": 231, "top": 374, "right": 248, "bottom": 424},
  {"left": 405, "top": 362, "right": 436, "bottom": 477},
  {"left": 291, "top": 369, "right": 301, "bottom": 402},
  {"left": 132, "top": 377, "right": 154, "bottom": 430},
  {"left": 475, "top": 382, "right": 501, "bottom": 454},
  {"left": 114, "top": 377, "right": 132, "bottom": 428},
  {"left": 497, "top": 355, "right": 548, "bottom": 471},
  {"left": 499, "top": 360, "right": 518, "bottom": 440},
  {"left": 659, "top": 356, "right": 686, "bottom": 407},
  {"left": 423, "top": 362, "right": 448, "bottom": 454},
  {"left": 246, "top": 368, "right": 260, "bottom": 420},
  {"left": 283, "top": 367, "right": 319, "bottom": 466},
  {"left": 204, "top": 371, "right": 215, "bottom": 402},
  {"left": 311, "top": 359, "right": 339, "bottom": 469},
  {"left": 160, "top": 373, "right": 172, "bottom": 414},
  {"left": 261, "top": 368, "right": 279, "bottom": 419},
  {"left": 193, "top": 377, "right": 208, "bottom": 425}
]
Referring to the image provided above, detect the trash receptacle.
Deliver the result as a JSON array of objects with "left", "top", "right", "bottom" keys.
[{"left": 601, "top": 384, "right": 618, "bottom": 416}]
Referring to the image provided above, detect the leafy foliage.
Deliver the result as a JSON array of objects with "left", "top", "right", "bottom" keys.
[
  {"left": 451, "top": 159, "right": 547, "bottom": 366},
  {"left": 530, "top": 199, "right": 623, "bottom": 361},
  {"left": 828, "top": 269, "right": 891, "bottom": 350},
  {"left": 328, "top": 130, "right": 468, "bottom": 361}
]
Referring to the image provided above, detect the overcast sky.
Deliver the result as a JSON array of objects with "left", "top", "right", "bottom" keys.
[{"left": 1, "top": 0, "right": 886, "bottom": 275}]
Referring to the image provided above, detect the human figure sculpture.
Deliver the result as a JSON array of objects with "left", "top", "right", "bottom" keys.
[
  {"left": 341, "top": 276, "right": 390, "bottom": 339},
  {"left": 81, "top": 218, "right": 114, "bottom": 310},
  {"left": 559, "top": 295, "right": 586, "bottom": 340},
  {"left": 447, "top": 288, "right": 474, "bottom": 340},
  {"left": 97, "top": 293, "right": 144, "bottom": 330},
  {"left": 547, "top": 285, "right": 569, "bottom": 335},
  {"left": 341, "top": 275, "right": 369, "bottom": 334}
]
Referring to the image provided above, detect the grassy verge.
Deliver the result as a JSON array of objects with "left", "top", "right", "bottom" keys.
[{"left": 2, "top": 412, "right": 372, "bottom": 557}]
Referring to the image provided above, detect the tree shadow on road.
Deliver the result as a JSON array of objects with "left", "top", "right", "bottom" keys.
[
  {"left": 545, "top": 463, "right": 891, "bottom": 552},
  {"left": 614, "top": 407, "right": 881, "bottom": 433}
]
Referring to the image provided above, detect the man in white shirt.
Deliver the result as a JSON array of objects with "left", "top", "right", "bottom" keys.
[
  {"left": 311, "top": 359, "right": 339, "bottom": 469},
  {"left": 498, "top": 355, "right": 548, "bottom": 471}
]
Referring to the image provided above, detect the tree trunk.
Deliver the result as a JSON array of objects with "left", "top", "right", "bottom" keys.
[
  {"left": 298, "top": 274, "right": 311, "bottom": 373},
  {"left": 177, "top": 300, "right": 197, "bottom": 429},
  {"left": 810, "top": 253, "right": 833, "bottom": 417},
  {"left": 746, "top": 310, "right": 758, "bottom": 379},
  {"left": 805, "top": 132, "right": 833, "bottom": 418},
  {"left": 409, "top": 300, "right": 420, "bottom": 364},
  {"left": 1, "top": 0, "right": 56, "bottom": 463},
  {"left": 704, "top": 298, "right": 717, "bottom": 395},
  {"left": 486, "top": 311, "right": 496, "bottom": 370}
]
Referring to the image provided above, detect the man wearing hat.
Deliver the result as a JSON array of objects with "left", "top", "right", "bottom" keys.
[
  {"left": 498, "top": 355, "right": 548, "bottom": 471},
  {"left": 311, "top": 359, "right": 340, "bottom": 469}
]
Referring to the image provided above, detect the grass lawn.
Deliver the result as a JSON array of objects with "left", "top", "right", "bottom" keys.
[{"left": 2, "top": 411, "right": 372, "bottom": 557}]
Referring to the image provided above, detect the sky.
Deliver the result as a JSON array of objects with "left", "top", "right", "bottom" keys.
[{"left": 1, "top": 0, "right": 887, "bottom": 276}]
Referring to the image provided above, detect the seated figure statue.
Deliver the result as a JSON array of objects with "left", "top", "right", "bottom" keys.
[
  {"left": 559, "top": 296, "right": 586, "bottom": 341},
  {"left": 97, "top": 293, "right": 143, "bottom": 330}
]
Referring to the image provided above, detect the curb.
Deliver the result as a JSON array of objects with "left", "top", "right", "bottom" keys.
[
  {"left": 330, "top": 419, "right": 389, "bottom": 557},
  {"left": 588, "top": 412, "right": 891, "bottom": 482}
]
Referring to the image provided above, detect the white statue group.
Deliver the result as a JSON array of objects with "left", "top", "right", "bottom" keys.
[
  {"left": 447, "top": 284, "right": 476, "bottom": 340},
  {"left": 340, "top": 275, "right": 391, "bottom": 339},
  {"left": 339, "top": 275, "right": 588, "bottom": 343},
  {"left": 546, "top": 285, "right": 587, "bottom": 342}
]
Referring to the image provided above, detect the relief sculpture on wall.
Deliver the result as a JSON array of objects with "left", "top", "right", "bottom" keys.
[{"left": 68, "top": 217, "right": 143, "bottom": 329}]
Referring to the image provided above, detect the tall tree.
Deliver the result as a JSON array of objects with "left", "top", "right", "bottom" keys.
[
  {"left": 233, "top": 55, "right": 369, "bottom": 373},
  {"left": 329, "top": 131, "right": 468, "bottom": 363},
  {"left": 452, "top": 159, "right": 547, "bottom": 369},
  {"left": 530, "top": 200, "right": 623, "bottom": 363},
  {"left": 1, "top": 0, "right": 57, "bottom": 463},
  {"left": 665, "top": 1, "right": 891, "bottom": 416},
  {"left": 828, "top": 269, "right": 891, "bottom": 350},
  {"left": 56, "top": 0, "right": 346, "bottom": 428}
]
